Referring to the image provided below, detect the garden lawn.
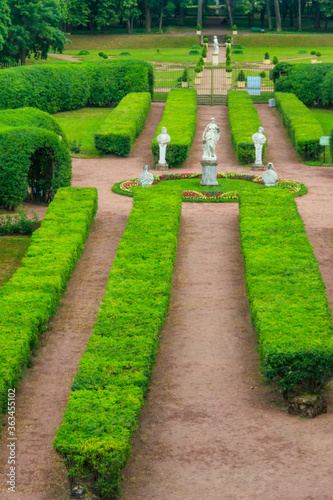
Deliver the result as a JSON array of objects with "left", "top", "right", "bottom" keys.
[
  {"left": 53, "top": 108, "right": 112, "bottom": 157},
  {"left": 64, "top": 48, "right": 202, "bottom": 65},
  {"left": 310, "top": 108, "right": 333, "bottom": 163},
  {"left": 63, "top": 35, "right": 198, "bottom": 51},
  {"left": 231, "top": 47, "right": 333, "bottom": 64},
  {"left": 0, "top": 236, "right": 31, "bottom": 287}
]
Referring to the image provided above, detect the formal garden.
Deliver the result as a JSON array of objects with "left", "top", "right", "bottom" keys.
[{"left": 1, "top": 1, "right": 333, "bottom": 496}]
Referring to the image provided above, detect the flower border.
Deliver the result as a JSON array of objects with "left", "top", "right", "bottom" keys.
[{"left": 119, "top": 172, "right": 303, "bottom": 202}]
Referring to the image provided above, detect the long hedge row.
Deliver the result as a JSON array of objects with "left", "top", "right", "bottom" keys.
[
  {"left": 228, "top": 91, "right": 265, "bottom": 164},
  {"left": 151, "top": 88, "right": 197, "bottom": 168},
  {"left": 0, "top": 60, "right": 154, "bottom": 114},
  {"left": 54, "top": 186, "right": 182, "bottom": 498},
  {"left": 0, "top": 107, "right": 71, "bottom": 208},
  {"left": 239, "top": 189, "right": 333, "bottom": 394},
  {"left": 0, "top": 187, "right": 97, "bottom": 413},
  {"left": 274, "top": 92, "right": 323, "bottom": 160},
  {"left": 95, "top": 92, "right": 151, "bottom": 156}
]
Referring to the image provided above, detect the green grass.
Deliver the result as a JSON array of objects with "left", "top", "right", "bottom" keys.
[
  {"left": 64, "top": 35, "right": 199, "bottom": 51},
  {"left": 230, "top": 46, "right": 333, "bottom": 64},
  {"left": 310, "top": 108, "right": 333, "bottom": 163},
  {"left": 64, "top": 48, "right": 202, "bottom": 65},
  {"left": 53, "top": 108, "right": 113, "bottom": 157},
  {"left": 0, "top": 236, "right": 31, "bottom": 287},
  {"left": 235, "top": 33, "right": 333, "bottom": 47}
]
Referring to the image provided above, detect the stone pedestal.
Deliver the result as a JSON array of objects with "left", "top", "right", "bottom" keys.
[
  {"left": 252, "top": 162, "right": 265, "bottom": 171},
  {"left": 288, "top": 394, "right": 327, "bottom": 418},
  {"left": 213, "top": 53, "right": 219, "bottom": 66},
  {"left": 200, "top": 160, "right": 218, "bottom": 186},
  {"left": 155, "top": 162, "right": 168, "bottom": 170}
]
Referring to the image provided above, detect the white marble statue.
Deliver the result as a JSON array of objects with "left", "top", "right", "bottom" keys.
[
  {"left": 213, "top": 36, "right": 219, "bottom": 54},
  {"left": 252, "top": 126, "right": 266, "bottom": 167},
  {"left": 156, "top": 126, "right": 171, "bottom": 166},
  {"left": 202, "top": 118, "right": 220, "bottom": 161},
  {"left": 262, "top": 162, "right": 278, "bottom": 186},
  {"left": 138, "top": 164, "right": 154, "bottom": 187}
]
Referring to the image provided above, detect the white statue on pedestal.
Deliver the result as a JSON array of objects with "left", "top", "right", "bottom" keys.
[
  {"left": 213, "top": 36, "right": 219, "bottom": 54},
  {"left": 138, "top": 164, "right": 154, "bottom": 187},
  {"left": 262, "top": 162, "right": 278, "bottom": 186},
  {"left": 156, "top": 126, "right": 171, "bottom": 167},
  {"left": 202, "top": 118, "right": 220, "bottom": 161},
  {"left": 252, "top": 126, "right": 266, "bottom": 167}
]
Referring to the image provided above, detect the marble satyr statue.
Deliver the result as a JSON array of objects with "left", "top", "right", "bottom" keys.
[
  {"left": 213, "top": 36, "right": 219, "bottom": 54},
  {"left": 202, "top": 118, "right": 220, "bottom": 161},
  {"left": 156, "top": 126, "right": 171, "bottom": 167},
  {"left": 262, "top": 162, "right": 278, "bottom": 186},
  {"left": 138, "top": 164, "right": 154, "bottom": 187},
  {"left": 252, "top": 126, "right": 266, "bottom": 168}
]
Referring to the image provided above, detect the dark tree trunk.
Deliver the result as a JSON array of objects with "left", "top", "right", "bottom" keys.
[
  {"left": 145, "top": 0, "right": 151, "bottom": 33},
  {"left": 260, "top": 6, "right": 265, "bottom": 27},
  {"left": 179, "top": 6, "right": 184, "bottom": 25},
  {"left": 89, "top": 15, "right": 95, "bottom": 34},
  {"left": 130, "top": 14, "right": 134, "bottom": 32},
  {"left": 104, "top": 26, "right": 108, "bottom": 34},
  {"left": 297, "top": 0, "right": 302, "bottom": 30},
  {"left": 273, "top": 0, "right": 282, "bottom": 31},
  {"left": 225, "top": 0, "right": 233, "bottom": 28},
  {"left": 20, "top": 49, "right": 26, "bottom": 65},
  {"left": 197, "top": 0, "right": 204, "bottom": 26},
  {"left": 265, "top": 0, "right": 272, "bottom": 29},
  {"left": 289, "top": 0, "right": 294, "bottom": 26},
  {"left": 159, "top": 1, "right": 164, "bottom": 32}
]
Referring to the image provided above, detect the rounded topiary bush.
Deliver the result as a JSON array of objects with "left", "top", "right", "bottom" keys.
[
  {"left": 264, "top": 52, "right": 270, "bottom": 60},
  {"left": 78, "top": 50, "right": 90, "bottom": 55},
  {"left": 0, "top": 108, "right": 71, "bottom": 208},
  {"left": 311, "top": 50, "right": 316, "bottom": 55},
  {"left": 272, "top": 56, "right": 278, "bottom": 64}
]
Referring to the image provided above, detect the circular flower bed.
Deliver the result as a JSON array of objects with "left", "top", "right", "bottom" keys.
[{"left": 118, "top": 172, "right": 304, "bottom": 202}]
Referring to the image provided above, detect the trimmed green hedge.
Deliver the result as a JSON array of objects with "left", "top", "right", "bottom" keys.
[
  {"left": 0, "top": 60, "right": 153, "bottom": 114},
  {"left": 54, "top": 186, "right": 182, "bottom": 498},
  {"left": 94, "top": 92, "right": 151, "bottom": 156},
  {"left": 228, "top": 91, "right": 265, "bottom": 164},
  {"left": 151, "top": 88, "right": 197, "bottom": 168},
  {"left": 0, "top": 187, "right": 97, "bottom": 414},
  {"left": 239, "top": 189, "right": 333, "bottom": 394},
  {"left": 274, "top": 92, "right": 323, "bottom": 160},
  {"left": 0, "top": 108, "right": 72, "bottom": 208}
]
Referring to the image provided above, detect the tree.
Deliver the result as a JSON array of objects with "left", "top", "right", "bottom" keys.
[
  {"left": 272, "top": 0, "right": 281, "bottom": 31},
  {"left": 241, "top": 0, "right": 265, "bottom": 27},
  {"left": 1, "top": 0, "right": 68, "bottom": 64},
  {"left": 318, "top": 0, "right": 333, "bottom": 29},
  {"left": 0, "top": 0, "right": 10, "bottom": 52}
]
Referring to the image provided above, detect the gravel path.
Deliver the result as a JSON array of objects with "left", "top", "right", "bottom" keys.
[{"left": 0, "top": 102, "right": 332, "bottom": 500}]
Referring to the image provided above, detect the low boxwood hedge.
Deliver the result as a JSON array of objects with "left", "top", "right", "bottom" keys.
[
  {"left": 0, "top": 108, "right": 71, "bottom": 209},
  {"left": 151, "top": 88, "right": 197, "bottom": 168},
  {"left": 274, "top": 92, "right": 323, "bottom": 160},
  {"left": 0, "top": 187, "right": 97, "bottom": 414},
  {"left": 239, "top": 189, "right": 333, "bottom": 394},
  {"left": 0, "top": 60, "right": 153, "bottom": 114},
  {"left": 54, "top": 185, "right": 182, "bottom": 498},
  {"left": 228, "top": 91, "right": 265, "bottom": 164},
  {"left": 94, "top": 92, "right": 151, "bottom": 156}
]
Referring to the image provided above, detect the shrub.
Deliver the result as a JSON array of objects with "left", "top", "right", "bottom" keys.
[
  {"left": 298, "top": 49, "right": 308, "bottom": 54},
  {"left": 0, "top": 210, "right": 39, "bottom": 236},
  {"left": 197, "top": 23, "right": 201, "bottom": 30},
  {"left": 95, "top": 92, "right": 151, "bottom": 156},
  {"left": 274, "top": 92, "right": 323, "bottom": 160},
  {"left": 226, "top": 45, "right": 230, "bottom": 56},
  {"left": 316, "top": 52, "right": 321, "bottom": 57},
  {"left": 272, "top": 56, "right": 278, "bottom": 64},
  {"left": 0, "top": 108, "right": 71, "bottom": 208},
  {"left": 233, "top": 44, "right": 244, "bottom": 49},
  {"left": 239, "top": 189, "right": 333, "bottom": 394},
  {"left": 120, "top": 51, "right": 131, "bottom": 56},
  {"left": 274, "top": 63, "right": 333, "bottom": 106},
  {"left": 202, "top": 46, "right": 207, "bottom": 57},
  {"left": 226, "top": 65, "right": 232, "bottom": 73},
  {"left": 181, "top": 68, "right": 189, "bottom": 82},
  {"left": 69, "top": 139, "right": 82, "bottom": 154},
  {"left": 233, "top": 24, "right": 237, "bottom": 30},
  {"left": 228, "top": 91, "right": 265, "bottom": 163},
  {"left": 203, "top": 37, "right": 208, "bottom": 43},
  {"left": 264, "top": 52, "right": 270, "bottom": 59},
  {"left": 259, "top": 71, "right": 266, "bottom": 78},
  {"left": 232, "top": 50, "right": 243, "bottom": 54},
  {"left": 0, "top": 187, "right": 97, "bottom": 413},
  {"left": 311, "top": 50, "right": 316, "bottom": 55},
  {"left": 226, "top": 35, "right": 232, "bottom": 42},
  {"left": 192, "top": 45, "right": 201, "bottom": 49},
  {"left": 78, "top": 50, "right": 90, "bottom": 55},
  {"left": 226, "top": 54, "right": 231, "bottom": 64},
  {"left": 189, "top": 49, "right": 200, "bottom": 55},
  {"left": 237, "top": 70, "right": 246, "bottom": 81},
  {"left": 0, "top": 60, "right": 153, "bottom": 113},
  {"left": 54, "top": 187, "right": 182, "bottom": 498},
  {"left": 152, "top": 89, "right": 197, "bottom": 168},
  {"left": 195, "top": 65, "right": 202, "bottom": 74}
]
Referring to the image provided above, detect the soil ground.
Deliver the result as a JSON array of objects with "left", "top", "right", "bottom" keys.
[{"left": 0, "top": 101, "right": 332, "bottom": 500}]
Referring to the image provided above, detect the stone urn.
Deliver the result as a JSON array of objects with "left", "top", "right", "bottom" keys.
[
  {"left": 263, "top": 59, "right": 271, "bottom": 65},
  {"left": 237, "top": 81, "right": 245, "bottom": 88}
]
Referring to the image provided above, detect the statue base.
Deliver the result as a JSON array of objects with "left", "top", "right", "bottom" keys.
[
  {"left": 200, "top": 160, "right": 219, "bottom": 186},
  {"left": 212, "top": 53, "right": 219, "bottom": 66},
  {"left": 252, "top": 163, "right": 265, "bottom": 171},
  {"left": 154, "top": 162, "right": 169, "bottom": 171}
]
